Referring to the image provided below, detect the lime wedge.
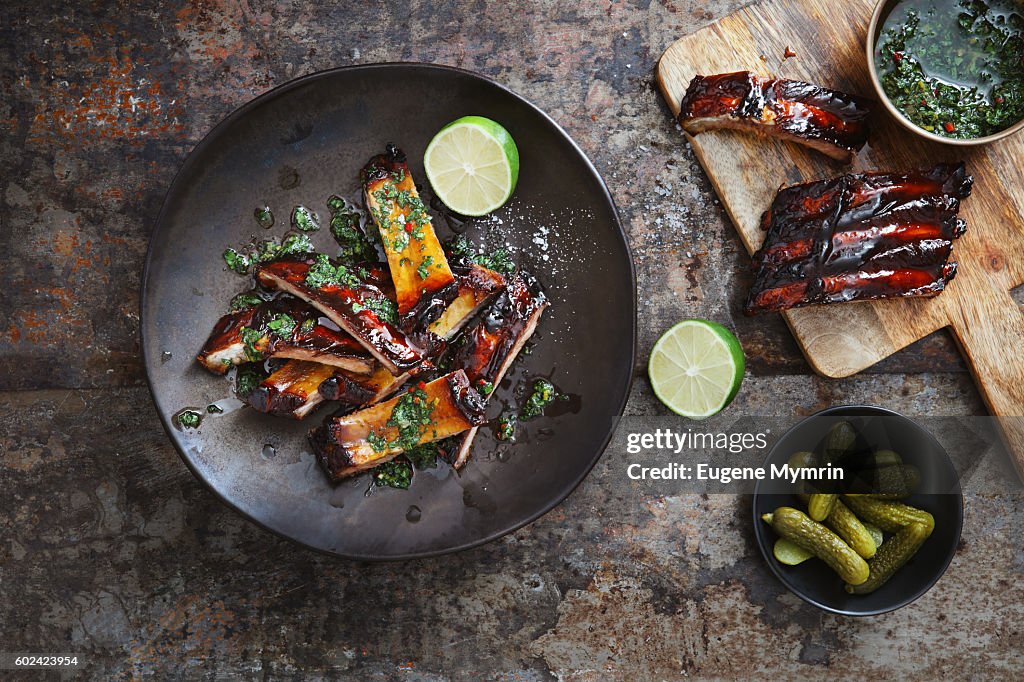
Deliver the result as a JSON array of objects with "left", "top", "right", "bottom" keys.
[
  {"left": 424, "top": 116, "right": 519, "bottom": 216},
  {"left": 648, "top": 319, "right": 745, "bottom": 419}
]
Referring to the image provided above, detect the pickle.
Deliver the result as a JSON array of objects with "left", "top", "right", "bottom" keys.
[
  {"left": 824, "top": 498, "right": 877, "bottom": 559},
  {"left": 845, "top": 522, "right": 931, "bottom": 594},
  {"left": 773, "top": 538, "right": 813, "bottom": 565},
  {"left": 863, "top": 522, "right": 885, "bottom": 549},
  {"left": 808, "top": 493, "right": 837, "bottom": 521},
  {"left": 762, "top": 507, "right": 870, "bottom": 585},
  {"left": 822, "top": 421, "right": 856, "bottom": 464},
  {"left": 848, "top": 464, "right": 920, "bottom": 498},
  {"left": 787, "top": 450, "right": 817, "bottom": 469},
  {"left": 870, "top": 449, "right": 903, "bottom": 468},
  {"left": 841, "top": 495, "right": 935, "bottom": 534}
]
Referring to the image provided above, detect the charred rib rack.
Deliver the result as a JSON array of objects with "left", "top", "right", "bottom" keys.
[
  {"left": 678, "top": 71, "right": 872, "bottom": 162},
  {"left": 196, "top": 298, "right": 375, "bottom": 375},
  {"left": 745, "top": 162, "right": 972, "bottom": 315},
  {"left": 310, "top": 370, "right": 487, "bottom": 481},
  {"left": 255, "top": 256, "right": 427, "bottom": 375}
]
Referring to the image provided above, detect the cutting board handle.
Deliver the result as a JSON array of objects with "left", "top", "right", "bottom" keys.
[{"left": 948, "top": 286, "right": 1024, "bottom": 479}]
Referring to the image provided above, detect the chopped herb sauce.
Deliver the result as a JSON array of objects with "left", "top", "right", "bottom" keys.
[
  {"left": 877, "top": 0, "right": 1024, "bottom": 138},
  {"left": 372, "top": 459, "right": 412, "bottom": 488},
  {"left": 521, "top": 379, "right": 558, "bottom": 420},
  {"left": 496, "top": 412, "right": 517, "bottom": 441},
  {"left": 234, "top": 364, "right": 266, "bottom": 399},
  {"left": 254, "top": 205, "right": 274, "bottom": 229},
  {"left": 222, "top": 248, "right": 251, "bottom": 275},
  {"left": 291, "top": 205, "right": 321, "bottom": 232},
  {"left": 447, "top": 235, "right": 516, "bottom": 276},
  {"left": 304, "top": 253, "right": 360, "bottom": 289},
  {"left": 229, "top": 291, "right": 266, "bottom": 311},
  {"left": 176, "top": 409, "right": 202, "bottom": 430},
  {"left": 363, "top": 295, "right": 397, "bottom": 324},
  {"left": 266, "top": 313, "right": 296, "bottom": 339},
  {"left": 239, "top": 327, "right": 264, "bottom": 362},
  {"left": 328, "top": 195, "right": 377, "bottom": 263},
  {"left": 206, "top": 404, "right": 224, "bottom": 414}
]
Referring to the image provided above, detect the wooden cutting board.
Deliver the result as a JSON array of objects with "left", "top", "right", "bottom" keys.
[{"left": 656, "top": 0, "right": 1024, "bottom": 478}]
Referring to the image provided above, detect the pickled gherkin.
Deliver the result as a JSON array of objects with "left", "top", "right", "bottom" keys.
[
  {"left": 824, "top": 498, "right": 877, "bottom": 559},
  {"left": 841, "top": 495, "right": 935, "bottom": 535},
  {"left": 808, "top": 493, "right": 837, "bottom": 522},
  {"left": 822, "top": 420, "right": 856, "bottom": 465},
  {"left": 762, "top": 507, "right": 869, "bottom": 585},
  {"left": 845, "top": 522, "right": 931, "bottom": 594}
]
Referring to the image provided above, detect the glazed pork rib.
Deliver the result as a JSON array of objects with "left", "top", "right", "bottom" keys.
[
  {"left": 446, "top": 271, "right": 549, "bottom": 469},
  {"left": 678, "top": 71, "right": 872, "bottom": 162},
  {"left": 247, "top": 360, "right": 337, "bottom": 419},
  {"left": 363, "top": 145, "right": 458, "bottom": 326},
  {"left": 255, "top": 256, "right": 427, "bottom": 375},
  {"left": 310, "top": 369, "right": 487, "bottom": 482},
  {"left": 745, "top": 162, "right": 972, "bottom": 315},
  {"left": 196, "top": 298, "right": 375, "bottom": 375}
]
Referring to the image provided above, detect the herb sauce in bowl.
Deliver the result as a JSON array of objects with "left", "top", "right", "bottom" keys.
[{"left": 875, "top": 0, "right": 1024, "bottom": 139}]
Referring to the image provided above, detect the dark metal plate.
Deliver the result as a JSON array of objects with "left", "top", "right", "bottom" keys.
[{"left": 141, "top": 64, "right": 636, "bottom": 559}]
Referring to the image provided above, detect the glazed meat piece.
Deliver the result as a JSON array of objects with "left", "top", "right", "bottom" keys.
[
  {"left": 363, "top": 144, "right": 458, "bottom": 326},
  {"left": 255, "top": 256, "right": 427, "bottom": 375},
  {"left": 678, "top": 71, "right": 872, "bottom": 162},
  {"left": 196, "top": 297, "right": 375, "bottom": 375},
  {"left": 246, "top": 360, "right": 337, "bottom": 419},
  {"left": 446, "top": 271, "right": 549, "bottom": 468},
  {"left": 746, "top": 162, "right": 972, "bottom": 314},
  {"left": 318, "top": 264, "right": 508, "bottom": 412},
  {"left": 309, "top": 370, "right": 487, "bottom": 482}
]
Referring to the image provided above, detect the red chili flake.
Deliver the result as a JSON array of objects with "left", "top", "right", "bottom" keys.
[
  {"left": 893, "top": 51, "right": 903, "bottom": 63},
  {"left": 404, "top": 221, "right": 414, "bottom": 232},
  {"left": 944, "top": 121, "right": 956, "bottom": 133},
  {"left": 996, "top": 96, "right": 1005, "bottom": 105},
  {"left": 417, "top": 381, "right": 427, "bottom": 390},
  {"left": 783, "top": 46, "right": 797, "bottom": 59},
  {"left": 920, "top": 98, "right": 928, "bottom": 106},
  {"left": 412, "top": 397, "right": 420, "bottom": 404}
]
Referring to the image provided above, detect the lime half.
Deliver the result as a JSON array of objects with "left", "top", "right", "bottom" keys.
[
  {"left": 648, "top": 319, "right": 745, "bottom": 419},
  {"left": 424, "top": 116, "right": 519, "bottom": 216}
]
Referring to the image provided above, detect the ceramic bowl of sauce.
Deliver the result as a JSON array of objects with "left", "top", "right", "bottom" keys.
[{"left": 867, "top": 0, "right": 1024, "bottom": 145}]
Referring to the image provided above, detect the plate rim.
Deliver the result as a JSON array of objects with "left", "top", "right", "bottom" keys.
[{"left": 139, "top": 62, "right": 638, "bottom": 560}]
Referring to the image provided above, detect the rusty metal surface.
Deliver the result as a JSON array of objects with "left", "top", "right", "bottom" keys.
[{"left": 1, "top": 0, "right": 1020, "bottom": 679}]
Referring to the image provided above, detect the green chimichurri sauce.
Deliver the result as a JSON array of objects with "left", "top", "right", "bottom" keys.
[
  {"left": 520, "top": 379, "right": 558, "bottom": 420},
  {"left": 876, "top": 0, "right": 1024, "bottom": 139}
]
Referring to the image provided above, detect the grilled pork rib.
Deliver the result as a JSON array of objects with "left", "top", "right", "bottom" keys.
[
  {"left": 447, "top": 271, "right": 549, "bottom": 469},
  {"left": 255, "top": 256, "right": 427, "bottom": 375},
  {"left": 745, "top": 162, "right": 972, "bottom": 314},
  {"left": 247, "top": 360, "right": 337, "bottom": 419},
  {"left": 678, "top": 71, "right": 872, "bottom": 162},
  {"left": 310, "top": 370, "right": 487, "bottom": 481},
  {"left": 363, "top": 145, "right": 457, "bottom": 325},
  {"left": 196, "top": 298, "right": 375, "bottom": 375}
]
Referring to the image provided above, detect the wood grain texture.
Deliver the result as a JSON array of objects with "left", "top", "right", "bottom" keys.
[{"left": 656, "top": 0, "right": 1024, "bottom": 478}]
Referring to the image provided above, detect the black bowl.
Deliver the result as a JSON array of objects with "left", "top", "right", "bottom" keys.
[{"left": 752, "top": 406, "right": 963, "bottom": 616}]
